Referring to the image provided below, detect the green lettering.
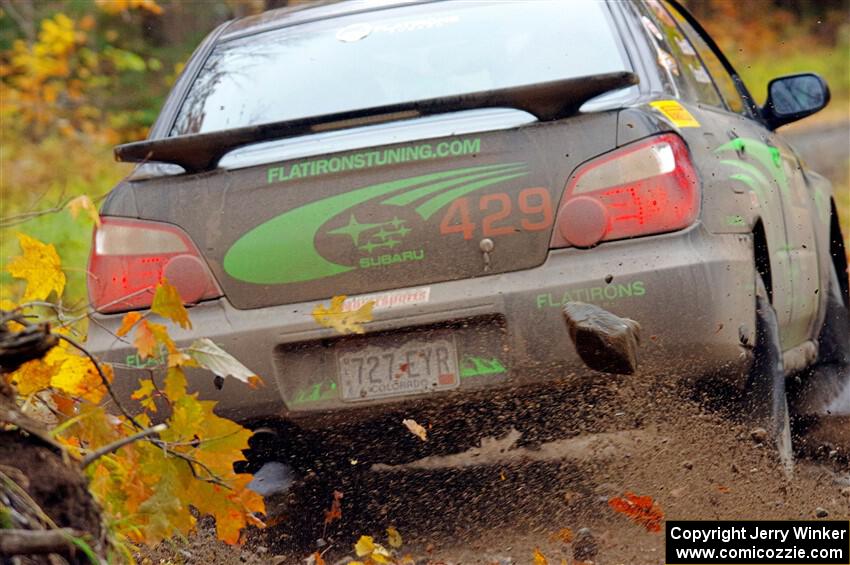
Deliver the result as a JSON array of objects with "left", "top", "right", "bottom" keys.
[
  {"left": 267, "top": 167, "right": 282, "bottom": 183},
  {"left": 590, "top": 288, "right": 604, "bottom": 301},
  {"left": 633, "top": 281, "right": 646, "bottom": 296},
  {"left": 463, "top": 138, "right": 481, "bottom": 154}
]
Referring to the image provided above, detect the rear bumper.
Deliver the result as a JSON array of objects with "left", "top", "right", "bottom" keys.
[{"left": 87, "top": 224, "right": 757, "bottom": 425}]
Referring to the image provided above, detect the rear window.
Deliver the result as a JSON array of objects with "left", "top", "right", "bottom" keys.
[{"left": 172, "top": 0, "right": 629, "bottom": 135}]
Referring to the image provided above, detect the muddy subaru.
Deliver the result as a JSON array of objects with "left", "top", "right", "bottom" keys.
[{"left": 88, "top": 0, "right": 848, "bottom": 505}]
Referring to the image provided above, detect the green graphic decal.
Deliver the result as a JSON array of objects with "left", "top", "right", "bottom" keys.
[
  {"left": 224, "top": 162, "right": 529, "bottom": 284},
  {"left": 267, "top": 138, "right": 482, "bottom": 184},
  {"left": 291, "top": 381, "right": 337, "bottom": 405},
  {"left": 536, "top": 281, "right": 646, "bottom": 309},
  {"left": 382, "top": 163, "right": 526, "bottom": 207},
  {"left": 715, "top": 138, "right": 788, "bottom": 202},
  {"left": 460, "top": 356, "right": 507, "bottom": 378}
]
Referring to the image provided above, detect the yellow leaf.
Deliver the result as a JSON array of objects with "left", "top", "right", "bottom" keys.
[
  {"left": 147, "top": 321, "right": 177, "bottom": 353},
  {"left": 131, "top": 379, "right": 158, "bottom": 412},
  {"left": 311, "top": 552, "right": 326, "bottom": 565},
  {"left": 355, "top": 535, "right": 375, "bottom": 557},
  {"left": 6, "top": 233, "right": 66, "bottom": 301},
  {"left": 386, "top": 526, "right": 402, "bottom": 549},
  {"left": 312, "top": 295, "right": 374, "bottom": 335},
  {"left": 533, "top": 548, "right": 548, "bottom": 565},
  {"left": 117, "top": 311, "right": 142, "bottom": 337},
  {"left": 151, "top": 279, "right": 191, "bottom": 329},
  {"left": 6, "top": 357, "right": 58, "bottom": 396},
  {"left": 49, "top": 347, "right": 112, "bottom": 404},
  {"left": 167, "top": 351, "right": 195, "bottom": 368},
  {"left": 402, "top": 418, "right": 427, "bottom": 441},
  {"left": 163, "top": 367, "right": 187, "bottom": 400},
  {"left": 134, "top": 320, "right": 158, "bottom": 359},
  {"left": 66, "top": 195, "right": 101, "bottom": 226}
]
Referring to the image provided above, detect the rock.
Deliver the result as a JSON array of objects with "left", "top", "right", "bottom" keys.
[
  {"left": 562, "top": 302, "right": 641, "bottom": 375},
  {"left": 731, "top": 463, "right": 739, "bottom": 473},
  {"left": 840, "top": 487, "right": 850, "bottom": 498},
  {"left": 750, "top": 427, "right": 769, "bottom": 444},
  {"left": 573, "top": 527, "right": 599, "bottom": 562},
  {"left": 682, "top": 460, "right": 693, "bottom": 470},
  {"left": 670, "top": 487, "right": 687, "bottom": 498},
  {"left": 815, "top": 507, "right": 829, "bottom": 518}
]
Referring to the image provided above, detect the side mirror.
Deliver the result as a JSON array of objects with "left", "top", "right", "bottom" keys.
[{"left": 762, "top": 73, "right": 830, "bottom": 129}]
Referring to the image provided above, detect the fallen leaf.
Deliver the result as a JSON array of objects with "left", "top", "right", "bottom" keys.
[
  {"left": 152, "top": 279, "right": 192, "bottom": 329},
  {"left": 402, "top": 418, "right": 427, "bottom": 441},
  {"left": 312, "top": 295, "right": 374, "bottom": 334},
  {"left": 387, "top": 525, "right": 402, "bottom": 548},
  {"left": 67, "top": 195, "right": 101, "bottom": 226},
  {"left": 608, "top": 492, "right": 664, "bottom": 533},
  {"left": 549, "top": 527, "right": 574, "bottom": 544},
  {"left": 311, "top": 551, "right": 326, "bottom": 565},
  {"left": 352, "top": 535, "right": 392, "bottom": 564},
  {"left": 186, "top": 338, "right": 263, "bottom": 388},
  {"left": 533, "top": 548, "right": 548, "bottom": 565},
  {"left": 717, "top": 485, "right": 731, "bottom": 494},
  {"left": 324, "top": 490, "right": 343, "bottom": 525},
  {"left": 6, "top": 233, "right": 66, "bottom": 301},
  {"left": 355, "top": 535, "right": 375, "bottom": 557}
]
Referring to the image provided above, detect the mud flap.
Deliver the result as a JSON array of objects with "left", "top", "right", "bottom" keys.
[{"left": 562, "top": 302, "right": 641, "bottom": 375}]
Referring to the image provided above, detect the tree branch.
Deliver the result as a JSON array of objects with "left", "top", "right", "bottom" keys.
[
  {"left": 56, "top": 334, "right": 145, "bottom": 431},
  {"left": 81, "top": 423, "right": 167, "bottom": 468},
  {"left": 0, "top": 529, "right": 82, "bottom": 557}
]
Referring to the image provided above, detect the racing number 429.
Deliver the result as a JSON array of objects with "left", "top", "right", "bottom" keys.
[{"left": 439, "top": 187, "right": 554, "bottom": 240}]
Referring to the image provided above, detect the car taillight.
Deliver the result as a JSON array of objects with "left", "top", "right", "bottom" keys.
[
  {"left": 88, "top": 217, "right": 222, "bottom": 313},
  {"left": 550, "top": 133, "right": 699, "bottom": 248}
]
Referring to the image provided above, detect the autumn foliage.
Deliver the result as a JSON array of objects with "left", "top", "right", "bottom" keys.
[{"left": 2, "top": 230, "right": 265, "bottom": 555}]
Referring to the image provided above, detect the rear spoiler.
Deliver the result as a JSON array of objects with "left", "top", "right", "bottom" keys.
[{"left": 115, "top": 71, "right": 638, "bottom": 174}]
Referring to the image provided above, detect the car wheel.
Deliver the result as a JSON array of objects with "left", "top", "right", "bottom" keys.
[
  {"left": 790, "top": 262, "right": 850, "bottom": 420},
  {"left": 746, "top": 273, "right": 794, "bottom": 475},
  {"left": 814, "top": 262, "right": 850, "bottom": 368}
]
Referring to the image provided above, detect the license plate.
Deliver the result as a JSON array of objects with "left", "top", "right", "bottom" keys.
[{"left": 337, "top": 336, "right": 459, "bottom": 401}]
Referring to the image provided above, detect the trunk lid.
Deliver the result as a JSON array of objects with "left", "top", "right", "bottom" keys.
[{"left": 111, "top": 112, "right": 619, "bottom": 308}]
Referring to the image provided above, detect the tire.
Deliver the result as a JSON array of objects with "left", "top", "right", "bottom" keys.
[
  {"left": 746, "top": 274, "right": 794, "bottom": 475},
  {"left": 791, "top": 262, "right": 850, "bottom": 418},
  {"left": 814, "top": 262, "right": 850, "bottom": 368}
]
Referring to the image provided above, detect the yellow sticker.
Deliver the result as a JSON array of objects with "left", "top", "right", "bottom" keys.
[{"left": 649, "top": 100, "right": 700, "bottom": 128}]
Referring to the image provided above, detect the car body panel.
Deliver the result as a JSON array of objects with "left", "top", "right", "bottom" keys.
[{"left": 87, "top": 223, "right": 756, "bottom": 424}]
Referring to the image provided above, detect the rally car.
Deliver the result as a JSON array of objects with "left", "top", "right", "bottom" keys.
[{"left": 88, "top": 0, "right": 848, "bottom": 483}]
